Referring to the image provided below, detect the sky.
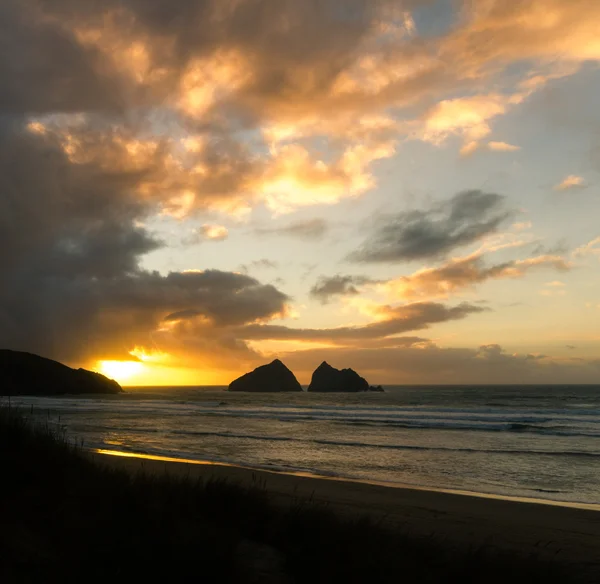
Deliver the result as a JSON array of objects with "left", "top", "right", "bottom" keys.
[{"left": 1, "top": 0, "right": 599, "bottom": 385}]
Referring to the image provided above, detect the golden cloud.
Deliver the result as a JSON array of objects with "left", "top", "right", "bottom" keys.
[
  {"left": 385, "top": 253, "right": 571, "bottom": 300},
  {"left": 200, "top": 224, "right": 229, "bottom": 241},
  {"left": 488, "top": 141, "right": 520, "bottom": 152},
  {"left": 250, "top": 141, "right": 396, "bottom": 214},
  {"left": 554, "top": 175, "right": 586, "bottom": 191},
  {"left": 16, "top": 0, "right": 600, "bottom": 219},
  {"left": 442, "top": 0, "right": 600, "bottom": 70},
  {"left": 422, "top": 94, "right": 507, "bottom": 145}
]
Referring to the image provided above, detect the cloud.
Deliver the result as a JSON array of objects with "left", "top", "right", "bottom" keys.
[
  {"left": 183, "top": 224, "right": 230, "bottom": 244},
  {"left": 460, "top": 140, "right": 521, "bottom": 157},
  {"left": 255, "top": 218, "right": 330, "bottom": 240},
  {"left": 280, "top": 343, "right": 600, "bottom": 384},
  {"left": 141, "top": 270, "right": 289, "bottom": 327},
  {"left": 488, "top": 141, "right": 520, "bottom": 152},
  {"left": 239, "top": 259, "right": 279, "bottom": 274},
  {"left": 235, "top": 301, "right": 486, "bottom": 343},
  {"left": 539, "top": 288, "right": 566, "bottom": 297},
  {"left": 2, "top": 0, "right": 599, "bottom": 380},
  {"left": 460, "top": 141, "right": 480, "bottom": 156},
  {"left": 573, "top": 236, "right": 600, "bottom": 259},
  {"left": 199, "top": 224, "right": 228, "bottom": 241},
  {"left": 0, "top": 0, "right": 131, "bottom": 115},
  {"left": 554, "top": 175, "right": 587, "bottom": 191},
  {"left": 442, "top": 1, "right": 600, "bottom": 70},
  {"left": 422, "top": 94, "right": 508, "bottom": 146},
  {"left": 0, "top": 1, "right": 406, "bottom": 217},
  {"left": 0, "top": 120, "right": 290, "bottom": 364},
  {"left": 2, "top": 0, "right": 598, "bottom": 223},
  {"left": 385, "top": 254, "right": 570, "bottom": 300},
  {"left": 254, "top": 142, "right": 396, "bottom": 214},
  {"left": 310, "top": 275, "right": 380, "bottom": 304},
  {"left": 350, "top": 190, "right": 514, "bottom": 263}
]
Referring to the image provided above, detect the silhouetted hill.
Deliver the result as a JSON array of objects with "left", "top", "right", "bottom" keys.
[
  {"left": 0, "top": 349, "right": 122, "bottom": 395},
  {"left": 228, "top": 359, "right": 302, "bottom": 392},
  {"left": 308, "top": 361, "right": 372, "bottom": 392}
]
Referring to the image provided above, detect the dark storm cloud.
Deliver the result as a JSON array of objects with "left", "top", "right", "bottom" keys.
[
  {"left": 310, "top": 274, "right": 381, "bottom": 303},
  {"left": 0, "top": 122, "right": 154, "bottom": 360},
  {"left": 121, "top": 270, "right": 290, "bottom": 327},
  {"left": 234, "top": 302, "right": 486, "bottom": 343},
  {"left": 0, "top": 122, "right": 289, "bottom": 362},
  {"left": 255, "top": 218, "right": 330, "bottom": 240},
  {"left": 6, "top": 0, "right": 401, "bottom": 121},
  {"left": 0, "top": 0, "right": 130, "bottom": 114},
  {"left": 0, "top": 0, "right": 386, "bottom": 364},
  {"left": 349, "top": 190, "right": 514, "bottom": 263},
  {"left": 0, "top": 121, "right": 157, "bottom": 278}
]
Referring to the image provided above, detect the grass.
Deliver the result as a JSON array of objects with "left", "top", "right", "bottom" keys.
[{"left": 0, "top": 405, "right": 583, "bottom": 583}]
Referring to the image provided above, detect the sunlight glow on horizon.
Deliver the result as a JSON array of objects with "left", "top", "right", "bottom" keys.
[
  {"left": 95, "top": 357, "right": 233, "bottom": 386},
  {"left": 97, "top": 360, "right": 144, "bottom": 382}
]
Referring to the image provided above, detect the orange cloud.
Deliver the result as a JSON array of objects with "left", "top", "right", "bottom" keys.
[
  {"left": 385, "top": 253, "right": 571, "bottom": 300},
  {"left": 422, "top": 94, "right": 507, "bottom": 146},
  {"left": 19, "top": 0, "right": 600, "bottom": 216},
  {"left": 253, "top": 141, "right": 395, "bottom": 214},
  {"left": 442, "top": 0, "right": 600, "bottom": 69},
  {"left": 488, "top": 141, "right": 520, "bottom": 152},
  {"left": 554, "top": 175, "right": 586, "bottom": 191},
  {"left": 177, "top": 50, "right": 252, "bottom": 119},
  {"left": 199, "top": 224, "right": 229, "bottom": 241}
]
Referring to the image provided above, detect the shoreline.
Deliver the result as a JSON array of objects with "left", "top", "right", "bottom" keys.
[
  {"left": 91, "top": 448, "right": 600, "bottom": 574},
  {"left": 94, "top": 448, "right": 600, "bottom": 512}
]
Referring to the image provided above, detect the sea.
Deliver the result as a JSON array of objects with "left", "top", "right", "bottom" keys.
[{"left": 6, "top": 385, "right": 600, "bottom": 506}]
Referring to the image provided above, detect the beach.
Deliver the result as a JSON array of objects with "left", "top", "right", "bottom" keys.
[
  {"left": 92, "top": 450, "right": 600, "bottom": 579},
  {"left": 12, "top": 385, "right": 600, "bottom": 507},
  {"left": 3, "top": 397, "right": 600, "bottom": 582}
]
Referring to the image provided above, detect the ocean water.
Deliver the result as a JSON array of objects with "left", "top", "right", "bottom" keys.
[{"left": 7, "top": 385, "right": 600, "bottom": 505}]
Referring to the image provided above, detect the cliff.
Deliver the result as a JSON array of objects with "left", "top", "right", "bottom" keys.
[{"left": 0, "top": 349, "right": 122, "bottom": 395}]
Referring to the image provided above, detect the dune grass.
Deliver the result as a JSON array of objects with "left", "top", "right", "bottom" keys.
[{"left": 0, "top": 404, "right": 581, "bottom": 583}]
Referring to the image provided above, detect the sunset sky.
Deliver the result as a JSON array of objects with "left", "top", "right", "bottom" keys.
[{"left": 1, "top": 0, "right": 599, "bottom": 385}]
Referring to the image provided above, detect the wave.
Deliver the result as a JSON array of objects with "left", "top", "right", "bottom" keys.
[
  {"left": 310, "top": 438, "right": 600, "bottom": 458},
  {"left": 170, "top": 429, "right": 293, "bottom": 442},
  {"left": 10, "top": 396, "right": 600, "bottom": 439},
  {"left": 192, "top": 409, "right": 600, "bottom": 436},
  {"left": 132, "top": 428, "right": 600, "bottom": 458},
  {"left": 338, "top": 418, "right": 600, "bottom": 437}
]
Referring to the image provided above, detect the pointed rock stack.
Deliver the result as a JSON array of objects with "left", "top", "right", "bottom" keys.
[
  {"left": 228, "top": 359, "right": 303, "bottom": 392},
  {"left": 307, "top": 361, "right": 370, "bottom": 393}
]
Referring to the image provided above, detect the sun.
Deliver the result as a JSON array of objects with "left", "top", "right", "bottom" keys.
[{"left": 97, "top": 360, "right": 144, "bottom": 383}]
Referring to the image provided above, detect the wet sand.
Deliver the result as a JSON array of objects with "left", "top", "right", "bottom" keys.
[{"left": 91, "top": 450, "right": 600, "bottom": 578}]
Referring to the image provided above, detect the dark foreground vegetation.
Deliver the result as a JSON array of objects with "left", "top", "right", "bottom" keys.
[{"left": 0, "top": 406, "right": 581, "bottom": 583}]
